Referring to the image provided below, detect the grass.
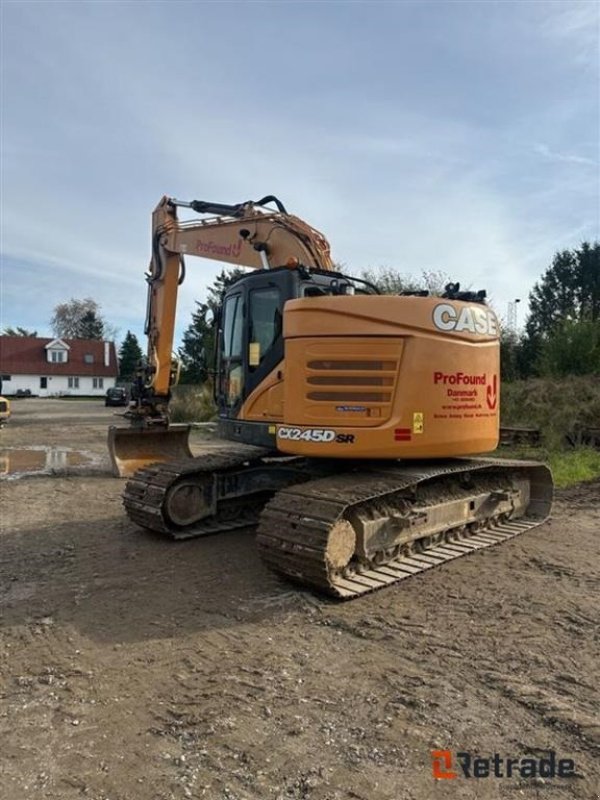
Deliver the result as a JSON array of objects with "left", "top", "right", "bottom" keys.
[
  {"left": 499, "top": 376, "right": 600, "bottom": 487},
  {"left": 494, "top": 445, "right": 600, "bottom": 489},
  {"left": 547, "top": 448, "right": 600, "bottom": 488}
]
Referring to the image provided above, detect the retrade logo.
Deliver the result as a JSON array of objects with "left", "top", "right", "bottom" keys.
[
  {"left": 431, "top": 750, "right": 457, "bottom": 779},
  {"left": 431, "top": 750, "right": 575, "bottom": 780}
]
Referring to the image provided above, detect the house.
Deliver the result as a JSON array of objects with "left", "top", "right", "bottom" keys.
[{"left": 0, "top": 336, "right": 118, "bottom": 397}]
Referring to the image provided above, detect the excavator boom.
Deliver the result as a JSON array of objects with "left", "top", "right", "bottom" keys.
[{"left": 108, "top": 194, "right": 335, "bottom": 477}]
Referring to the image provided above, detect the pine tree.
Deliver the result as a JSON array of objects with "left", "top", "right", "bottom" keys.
[
  {"left": 78, "top": 310, "right": 104, "bottom": 340},
  {"left": 179, "top": 269, "right": 245, "bottom": 383},
  {"left": 118, "top": 331, "right": 144, "bottom": 381}
]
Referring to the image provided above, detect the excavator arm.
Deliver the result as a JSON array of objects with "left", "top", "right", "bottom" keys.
[
  {"left": 108, "top": 194, "right": 334, "bottom": 476},
  {"left": 145, "top": 195, "right": 334, "bottom": 404}
]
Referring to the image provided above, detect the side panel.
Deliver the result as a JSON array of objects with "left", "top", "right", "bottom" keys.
[
  {"left": 278, "top": 295, "right": 500, "bottom": 459},
  {"left": 239, "top": 365, "right": 285, "bottom": 421}
]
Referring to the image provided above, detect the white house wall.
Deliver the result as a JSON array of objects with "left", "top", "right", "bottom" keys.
[{"left": 1, "top": 374, "right": 116, "bottom": 397}]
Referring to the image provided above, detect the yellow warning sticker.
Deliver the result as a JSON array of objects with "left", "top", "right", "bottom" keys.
[
  {"left": 413, "top": 412, "right": 424, "bottom": 434},
  {"left": 249, "top": 341, "right": 261, "bottom": 366}
]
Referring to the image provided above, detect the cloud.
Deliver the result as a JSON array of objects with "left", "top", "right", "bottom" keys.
[
  {"left": 539, "top": 1, "right": 600, "bottom": 67},
  {"left": 1, "top": 1, "right": 598, "bottom": 345},
  {"left": 533, "top": 143, "right": 597, "bottom": 166}
]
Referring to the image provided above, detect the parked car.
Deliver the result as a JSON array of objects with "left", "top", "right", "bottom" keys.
[{"left": 105, "top": 387, "right": 128, "bottom": 407}]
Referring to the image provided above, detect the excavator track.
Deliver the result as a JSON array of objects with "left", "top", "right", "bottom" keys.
[
  {"left": 123, "top": 450, "right": 552, "bottom": 599},
  {"left": 256, "top": 458, "right": 553, "bottom": 598},
  {"left": 122, "top": 443, "right": 276, "bottom": 539}
]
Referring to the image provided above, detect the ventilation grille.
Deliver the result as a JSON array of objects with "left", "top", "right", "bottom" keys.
[{"left": 305, "top": 359, "right": 398, "bottom": 409}]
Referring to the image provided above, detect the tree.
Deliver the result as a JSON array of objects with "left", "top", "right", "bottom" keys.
[
  {"left": 118, "top": 331, "right": 144, "bottom": 381},
  {"left": 516, "top": 241, "right": 600, "bottom": 378},
  {"left": 538, "top": 318, "right": 600, "bottom": 377},
  {"left": 78, "top": 309, "right": 104, "bottom": 340},
  {"left": 499, "top": 328, "right": 522, "bottom": 382},
  {"left": 2, "top": 326, "right": 38, "bottom": 337},
  {"left": 359, "top": 267, "right": 452, "bottom": 296},
  {"left": 526, "top": 241, "right": 600, "bottom": 339},
  {"left": 179, "top": 269, "right": 245, "bottom": 383},
  {"left": 50, "top": 297, "right": 113, "bottom": 340}
]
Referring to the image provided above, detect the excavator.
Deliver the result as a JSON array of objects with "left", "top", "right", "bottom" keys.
[{"left": 108, "top": 195, "right": 553, "bottom": 598}]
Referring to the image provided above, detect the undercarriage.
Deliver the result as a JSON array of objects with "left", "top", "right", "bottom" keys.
[{"left": 122, "top": 444, "right": 553, "bottom": 598}]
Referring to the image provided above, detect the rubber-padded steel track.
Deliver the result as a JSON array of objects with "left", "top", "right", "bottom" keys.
[{"left": 256, "top": 458, "right": 553, "bottom": 598}]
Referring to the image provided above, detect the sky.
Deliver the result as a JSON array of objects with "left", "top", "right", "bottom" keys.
[{"left": 1, "top": 0, "right": 599, "bottom": 347}]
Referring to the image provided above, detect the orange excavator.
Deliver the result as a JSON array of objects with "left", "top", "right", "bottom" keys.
[{"left": 108, "top": 195, "right": 553, "bottom": 598}]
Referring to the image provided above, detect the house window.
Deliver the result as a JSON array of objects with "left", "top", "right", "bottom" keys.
[
  {"left": 1, "top": 375, "right": 10, "bottom": 381},
  {"left": 93, "top": 377, "right": 104, "bottom": 389},
  {"left": 40, "top": 377, "right": 48, "bottom": 389},
  {"left": 51, "top": 350, "right": 66, "bottom": 363},
  {"left": 84, "top": 354, "right": 94, "bottom": 364},
  {"left": 68, "top": 377, "right": 80, "bottom": 389}
]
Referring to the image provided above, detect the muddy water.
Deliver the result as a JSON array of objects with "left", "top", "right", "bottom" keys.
[{"left": 0, "top": 447, "right": 102, "bottom": 478}]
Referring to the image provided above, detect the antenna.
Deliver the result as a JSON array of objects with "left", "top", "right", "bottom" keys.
[{"left": 507, "top": 298, "right": 521, "bottom": 333}]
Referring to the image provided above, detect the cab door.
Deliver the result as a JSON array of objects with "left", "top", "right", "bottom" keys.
[
  {"left": 216, "top": 270, "right": 295, "bottom": 419},
  {"left": 217, "top": 290, "right": 244, "bottom": 416}
]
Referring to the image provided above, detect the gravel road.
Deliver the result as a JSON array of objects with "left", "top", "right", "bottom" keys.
[{"left": 1, "top": 400, "right": 598, "bottom": 799}]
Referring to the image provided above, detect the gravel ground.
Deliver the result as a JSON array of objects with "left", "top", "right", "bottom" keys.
[{"left": 1, "top": 399, "right": 598, "bottom": 800}]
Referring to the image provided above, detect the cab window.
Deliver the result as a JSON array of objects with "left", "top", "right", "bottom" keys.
[
  {"left": 221, "top": 293, "right": 244, "bottom": 405},
  {"left": 222, "top": 294, "right": 243, "bottom": 358},
  {"left": 248, "top": 287, "right": 281, "bottom": 369}
]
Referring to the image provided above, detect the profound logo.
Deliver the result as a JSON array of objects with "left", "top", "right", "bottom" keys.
[{"left": 432, "top": 303, "right": 498, "bottom": 336}]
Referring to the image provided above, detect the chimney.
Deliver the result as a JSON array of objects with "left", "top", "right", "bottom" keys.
[{"left": 104, "top": 341, "right": 110, "bottom": 367}]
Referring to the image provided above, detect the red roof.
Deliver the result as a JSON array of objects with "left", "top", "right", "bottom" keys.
[{"left": 0, "top": 337, "right": 118, "bottom": 377}]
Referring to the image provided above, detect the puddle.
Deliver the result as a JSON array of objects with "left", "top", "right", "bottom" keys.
[{"left": 0, "top": 447, "right": 106, "bottom": 479}]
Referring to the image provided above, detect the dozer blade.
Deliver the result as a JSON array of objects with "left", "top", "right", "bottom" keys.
[{"left": 107, "top": 424, "right": 193, "bottom": 478}]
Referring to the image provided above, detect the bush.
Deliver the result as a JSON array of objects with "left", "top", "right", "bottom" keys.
[
  {"left": 539, "top": 319, "right": 600, "bottom": 377},
  {"left": 169, "top": 384, "right": 216, "bottom": 423},
  {"left": 501, "top": 376, "right": 600, "bottom": 449}
]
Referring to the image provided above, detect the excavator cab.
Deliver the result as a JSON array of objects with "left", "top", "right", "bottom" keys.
[{"left": 214, "top": 266, "right": 370, "bottom": 425}]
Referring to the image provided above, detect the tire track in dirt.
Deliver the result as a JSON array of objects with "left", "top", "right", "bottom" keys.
[{"left": 1, "top": 400, "right": 598, "bottom": 799}]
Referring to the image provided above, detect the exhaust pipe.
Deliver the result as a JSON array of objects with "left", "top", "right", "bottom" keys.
[{"left": 107, "top": 424, "right": 193, "bottom": 478}]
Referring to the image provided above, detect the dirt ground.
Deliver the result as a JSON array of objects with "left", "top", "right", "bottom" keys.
[{"left": 1, "top": 399, "right": 598, "bottom": 800}]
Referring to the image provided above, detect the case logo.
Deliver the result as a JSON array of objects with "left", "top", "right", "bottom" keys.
[{"left": 433, "top": 304, "right": 498, "bottom": 336}]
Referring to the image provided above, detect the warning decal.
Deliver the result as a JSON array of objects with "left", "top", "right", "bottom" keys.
[{"left": 413, "top": 412, "right": 424, "bottom": 434}]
